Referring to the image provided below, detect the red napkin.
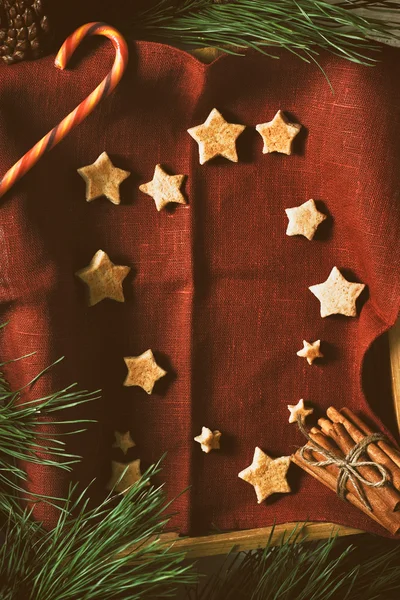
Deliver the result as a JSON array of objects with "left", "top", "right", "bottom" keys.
[{"left": 0, "top": 40, "right": 399, "bottom": 536}]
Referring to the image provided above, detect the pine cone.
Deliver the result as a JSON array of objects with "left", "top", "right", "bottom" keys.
[{"left": 0, "top": 0, "right": 51, "bottom": 64}]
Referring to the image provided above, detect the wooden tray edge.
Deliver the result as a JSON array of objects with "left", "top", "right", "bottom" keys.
[
  {"left": 160, "top": 522, "right": 363, "bottom": 558},
  {"left": 389, "top": 317, "right": 400, "bottom": 432}
]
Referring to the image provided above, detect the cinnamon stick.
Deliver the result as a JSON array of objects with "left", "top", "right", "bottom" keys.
[
  {"left": 291, "top": 448, "right": 400, "bottom": 535},
  {"left": 327, "top": 406, "right": 400, "bottom": 491},
  {"left": 332, "top": 422, "right": 355, "bottom": 451},
  {"left": 317, "top": 418, "right": 400, "bottom": 513},
  {"left": 341, "top": 407, "right": 400, "bottom": 469},
  {"left": 309, "top": 427, "right": 344, "bottom": 458},
  {"left": 292, "top": 440, "right": 363, "bottom": 507},
  {"left": 309, "top": 427, "right": 399, "bottom": 511},
  {"left": 310, "top": 426, "right": 341, "bottom": 453},
  {"left": 307, "top": 428, "right": 359, "bottom": 499}
]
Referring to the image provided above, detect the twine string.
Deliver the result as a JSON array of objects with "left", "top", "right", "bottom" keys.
[{"left": 297, "top": 418, "right": 389, "bottom": 512}]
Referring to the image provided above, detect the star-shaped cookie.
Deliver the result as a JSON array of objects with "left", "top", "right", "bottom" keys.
[
  {"left": 113, "top": 431, "right": 136, "bottom": 455},
  {"left": 194, "top": 427, "right": 222, "bottom": 453},
  {"left": 106, "top": 459, "right": 146, "bottom": 495},
  {"left": 75, "top": 250, "right": 131, "bottom": 306},
  {"left": 77, "top": 151, "right": 130, "bottom": 205},
  {"left": 123, "top": 349, "right": 167, "bottom": 394},
  {"left": 238, "top": 447, "right": 291, "bottom": 504},
  {"left": 139, "top": 164, "right": 187, "bottom": 211},
  {"left": 296, "top": 340, "right": 323, "bottom": 365},
  {"left": 287, "top": 399, "right": 314, "bottom": 424},
  {"left": 256, "top": 110, "right": 301, "bottom": 155},
  {"left": 187, "top": 108, "right": 246, "bottom": 164},
  {"left": 285, "top": 199, "right": 327, "bottom": 240},
  {"left": 309, "top": 266, "right": 366, "bottom": 317}
]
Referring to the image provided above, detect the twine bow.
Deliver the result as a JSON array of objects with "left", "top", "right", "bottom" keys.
[{"left": 298, "top": 419, "right": 389, "bottom": 512}]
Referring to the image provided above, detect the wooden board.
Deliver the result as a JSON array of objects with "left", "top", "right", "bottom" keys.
[
  {"left": 162, "top": 522, "right": 362, "bottom": 559},
  {"left": 389, "top": 318, "right": 400, "bottom": 429}
]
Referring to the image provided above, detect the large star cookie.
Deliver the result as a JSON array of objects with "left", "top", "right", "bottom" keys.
[
  {"left": 285, "top": 199, "right": 327, "bottom": 240},
  {"left": 287, "top": 399, "right": 314, "bottom": 424},
  {"left": 106, "top": 459, "right": 145, "bottom": 495},
  {"left": 238, "top": 447, "right": 291, "bottom": 504},
  {"left": 187, "top": 108, "right": 246, "bottom": 164},
  {"left": 139, "top": 164, "right": 187, "bottom": 211},
  {"left": 194, "top": 426, "right": 222, "bottom": 453},
  {"left": 296, "top": 340, "right": 323, "bottom": 365},
  {"left": 309, "top": 266, "right": 366, "bottom": 317},
  {"left": 123, "top": 349, "right": 167, "bottom": 394},
  {"left": 256, "top": 110, "right": 301, "bottom": 155},
  {"left": 75, "top": 250, "right": 131, "bottom": 306},
  {"left": 77, "top": 151, "right": 130, "bottom": 205}
]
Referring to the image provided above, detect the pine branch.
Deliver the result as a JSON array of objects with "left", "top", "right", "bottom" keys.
[
  {"left": 0, "top": 334, "right": 99, "bottom": 503},
  {"left": 0, "top": 461, "right": 196, "bottom": 600},
  {"left": 128, "top": 0, "right": 400, "bottom": 65},
  {"left": 186, "top": 524, "right": 400, "bottom": 599}
]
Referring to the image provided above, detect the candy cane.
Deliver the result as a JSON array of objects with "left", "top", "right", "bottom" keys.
[{"left": 0, "top": 22, "right": 129, "bottom": 199}]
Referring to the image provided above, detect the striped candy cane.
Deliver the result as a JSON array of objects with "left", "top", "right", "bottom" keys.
[{"left": 0, "top": 22, "right": 129, "bottom": 199}]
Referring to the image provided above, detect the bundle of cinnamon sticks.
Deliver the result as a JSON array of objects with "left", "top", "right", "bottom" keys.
[{"left": 292, "top": 406, "right": 400, "bottom": 535}]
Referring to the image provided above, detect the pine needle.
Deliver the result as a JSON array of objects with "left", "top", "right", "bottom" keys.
[
  {"left": 129, "top": 0, "right": 400, "bottom": 65},
  {"left": 186, "top": 524, "right": 400, "bottom": 599},
  {"left": 0, "top": 461, "right": 196, "bottom": 600},
  {"left": 0, "top": 346, "right": 99, "bottom": 504}
]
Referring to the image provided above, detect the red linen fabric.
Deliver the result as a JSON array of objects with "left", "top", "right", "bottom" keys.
[{"left": 0, "top": 40, "right": 399, "bottom": 537}]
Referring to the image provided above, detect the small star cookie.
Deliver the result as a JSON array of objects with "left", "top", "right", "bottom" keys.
[
  {"left": 123, "top": 349, "right": 167, "bottom": 394},
  {"left": 139, "top": 164, "right": 187, "bottom": 211},
  {"left": 77, "top": 151, "right": 130, "bottom": 205},
  {"left": 256, "top": 110, "right": 301, "bottom": 155},
  {"left": 194, "top": 427, "right": 221, "bottom": 453},
  {"left": 309, "top": 266, "right": 366, "bottom": 317},
  {"left": 238, "top": 447, "right": 291, "bottom": 504},
  {"left": 106, "top": 459, "right": 145, "bottom": 495},
  {"left": 287, "top": 399, "right": 314, "bottom": 424},
  {"left": 75, "top": 250, "right": 131, "bottom": 306},
  {"left": 113, "top": 431, "right": 136, "bottom": 455},
  {"left": 285, "top": 199, "right": 327, "bottom": 240},
  {"left": 296, "top": 340, "right": 323, "bottom": 365},
  {"left": 187, "top": 108, "right": 246, "bottom": 164}
]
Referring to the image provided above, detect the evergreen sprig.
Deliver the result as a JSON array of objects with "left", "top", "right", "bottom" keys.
[
  {"left": 0, "top": 461, "right": 195, "bottom": 600},
  {"left": 186, "top": 525, "right": 400, "bottom": 600},
  {"left": 131, "top": 0, "right": 400, "bottom": 65},
  {"left": 0, "top": 351, "right": 99, "bottom": 499},
  {"left": 0, "top": 330, "right": 195, "bottom": 598}
]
